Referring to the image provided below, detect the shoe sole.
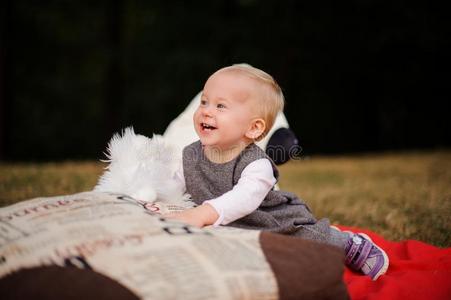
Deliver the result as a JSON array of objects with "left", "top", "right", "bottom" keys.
[{"left": 359, "top": 233, "right": 389, "bottom": 280}]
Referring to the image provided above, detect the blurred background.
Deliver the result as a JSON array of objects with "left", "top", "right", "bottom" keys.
[{"left": 0, "top": 0, "right": 449, "bottom": 161}]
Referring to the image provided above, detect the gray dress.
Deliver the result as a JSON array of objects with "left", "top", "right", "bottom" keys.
[{"left": 183, "top": 141, "right": 347, "bottom": 248}]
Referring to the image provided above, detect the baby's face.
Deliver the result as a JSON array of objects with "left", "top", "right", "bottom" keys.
[{"left": 193, "top": 71, "right": 262, "bottom": 150}]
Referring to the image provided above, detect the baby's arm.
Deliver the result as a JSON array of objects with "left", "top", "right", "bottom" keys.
[
  {"left": 164, "top": 203, "right": 219, "bottom": 228},
  {"left": 165, "top": 159, "right": 276, "bottom": 227},
  {"left": 205, "top": 158, "right": 276, "bottom": 225},
  {"left": 164, "top": 161, "right": 219, "bottom": 227}
]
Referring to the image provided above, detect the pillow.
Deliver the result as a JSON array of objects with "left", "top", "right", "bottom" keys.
[
  {"left": 0, "top": 192, "right": 348, "bottom": 300},
  {"left": 0, "top": 266, "right": 138, "bottom": 300}
]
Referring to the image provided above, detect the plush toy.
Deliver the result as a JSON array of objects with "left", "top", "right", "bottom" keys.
[{"left": 94, "top": 127, "right": 191, "bottom": 207}]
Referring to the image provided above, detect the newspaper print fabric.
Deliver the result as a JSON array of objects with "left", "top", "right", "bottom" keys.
[{"left": 0, "top": 192, "right": 278, "bottom": 300}]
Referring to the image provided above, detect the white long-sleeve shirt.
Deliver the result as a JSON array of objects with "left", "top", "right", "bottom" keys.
[{"left": 174, "top": 158, "right": 277, "bottom": 226}]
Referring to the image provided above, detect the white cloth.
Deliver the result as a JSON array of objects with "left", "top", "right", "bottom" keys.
[{"left": 174, "top": 158, "right": 277, "bottom": 226}]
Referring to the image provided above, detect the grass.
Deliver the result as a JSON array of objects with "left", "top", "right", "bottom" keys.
[
  {"left": 1, "top": 150, "right": 450, "bottom": 247},
  {"left": 278, "top": 150, "right": 451, "bottom": 247},
  {"left": 0, "top": 161, "right": 103, "bottom": 206}
]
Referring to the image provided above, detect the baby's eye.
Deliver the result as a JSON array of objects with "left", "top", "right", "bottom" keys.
[
  {"left": 200, "top": 99, "right": 207, "bottom": 106},
  {"left": 217, "top": 103, "right": 226, "bottom": 109}
]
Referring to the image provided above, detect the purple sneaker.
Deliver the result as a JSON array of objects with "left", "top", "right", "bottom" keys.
[{"left": 345, "top": 233, "right": 389, "bottom": 280}]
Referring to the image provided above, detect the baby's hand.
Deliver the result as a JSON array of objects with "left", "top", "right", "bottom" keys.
[{"left": 164, "top": 204, "right": 219, "bottom": 228}]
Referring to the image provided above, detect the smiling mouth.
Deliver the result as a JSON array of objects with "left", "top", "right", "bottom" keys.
[{"left": 201, "top": 123, "right": 217, "bottom": 131}]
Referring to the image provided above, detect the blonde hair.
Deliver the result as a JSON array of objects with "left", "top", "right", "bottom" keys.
[{"left": 214, "top": 63, "right": 285, "bottom": 141}]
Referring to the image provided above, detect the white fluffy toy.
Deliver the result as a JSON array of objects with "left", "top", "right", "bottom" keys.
[{"left": 94, "top": 127, "right": 192, "bottom": 207}]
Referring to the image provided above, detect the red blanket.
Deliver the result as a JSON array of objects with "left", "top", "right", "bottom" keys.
[{"left": 338, "top": 226, "right": 451, "bottom": 300}]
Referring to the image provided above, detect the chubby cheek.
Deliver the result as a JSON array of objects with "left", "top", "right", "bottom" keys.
[
  {"left": 230, "top": 114, "right": 251, "bottom": 131},
  {"left": 193, "top": 110, "right": 201, "bottom": 128}
]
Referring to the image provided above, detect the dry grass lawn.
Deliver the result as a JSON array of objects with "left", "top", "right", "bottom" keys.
[
  {"left": 1, "top": 150, "right": 450, "bottom": 247},
  {"left": 278, "top": 150, "right": 451, "bottom": 247}
]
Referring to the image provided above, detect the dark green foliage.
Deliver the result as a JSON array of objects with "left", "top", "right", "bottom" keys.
[{"left": 2, "top": 1, "right": 449, "bottom": 160}]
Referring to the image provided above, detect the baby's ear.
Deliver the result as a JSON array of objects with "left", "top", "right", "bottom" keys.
[{"left": 245, "top": 118, "right": 266, "bottom": 140}]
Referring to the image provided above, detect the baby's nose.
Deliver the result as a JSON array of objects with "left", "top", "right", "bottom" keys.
[{"left": 201, "top": 105, "right": 214, "bottom": 117}]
